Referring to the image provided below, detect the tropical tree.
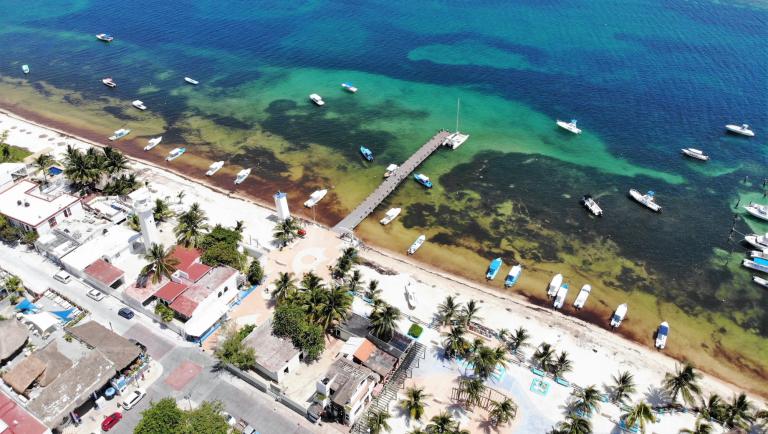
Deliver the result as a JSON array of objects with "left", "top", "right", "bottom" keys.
[
  {"left": 471, "top": 344, "right": 501, "bottom": 380},
  {"left": 317, "top": 286, "right": 352, "bottom": 331},
  {"left": 103, "top": 172, "right": 140, "bottom": 195},
  {"left": 300, "top": 271, "right": 324, "bottom": 292},
  {"left": 442, "top": 325, "right": 468, "bottom": 360},
  {"left": 33, "top": 153, "right": 55, "bottom": 184},
  {"left": 142, "top": 243, "right": 180, "bottom": 284},
  {"left": 460, "top": 299, "right": 480, "bottom": 325},
  {"left": 365, "top": 279, "right": 382, "bottom": 302},
  {"left": 508, "top": 326, "right": 530, "bottom": 354},
  {"left": 551, "top": 351, "right": 573, "bottom": 378},
  {"left": 332, "top": 247, "right": 358, "bottom": 279},
  {"left": 214, "top": 324, "right": 255, "bottom": 369},
  {"left": 176, "top": 190, "right": 186, "bottom": 204},
  {"left": 153, "top": 198, "right": 174, "bottom": 222},
  {"left": 271, "top": 272, "right": 297, "bottom": 305},
  {"left": 63, "top": 146, "right": 103, "bottom": 190},
  {"left": 488, "top": 397, "right": 517, "bottom": 427},
  {"left": 571, "top": 385, "right": 601, "bottom": 416},
  {"left": 370, "top": 303, "right": 401, "bottom": 341},
  {"left": 437, "top": 295, "right": 460, "bottom": 327},
  {"left": 273, "top": 218, "right": 301, "bottom": 247},
  {"left": 663, "top": 363, "right": 702, "bottom": 406},
  {"left": 233, "top": 220, "right": 245, "bottom": 233},
  {"left": 426, "top": 411, "right": 456, "bottom": 434},
  {"left": 611, "top": 371, "right": 636, "bottom": 404},
  {"left": 246, "top": 259, "right": 264, "bottom": 285},
  {"left": 533, "top": 342, "right": 556, "bottom": 372},
  {"left": 367, "top": 409, "right": 391, "bottom": 434},
  {"left": 551, "top": 414, "right": 592, "bottom": 434},
  {"left": 408, "top": 429, "right": 428, "bottom": 434},
  {"left": 174, "top": 203, "right": 209, "bottom": 247},
  {"left": 698, "top": 394, "right": 725, "bottom": 423},
  {"left": 679, "top": 419, "right": 713, "bottom": 434},
  {"left": 460, "top": 377, "right": 485, "bottom": 409},
  {"left": 722, "top": 393, "right": 755, "bottom": 429},
  {"left": 400, "top": 386, "right": 430, "bottom": 422},
  {"left": 624, "top": 401, "right": 655, "bottom": 434},
  {"left": 0, "top": 131, "right": 11, "bottom": 162},
  {"left": 102, "top": 146, "right": 128, "bottom": 176},
  {"left": 347, "top": 269, "right": 363, "bottom": 293},
  {"left": 154, "top": 303, "right": 174, "bottom": 322}
]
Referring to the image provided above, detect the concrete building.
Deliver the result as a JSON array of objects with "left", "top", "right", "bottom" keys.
[
  {"left": 316, "top": 357, "right": 378, "bottom": 426},
  {"left": 0, "top": 163, "right": 27, "bottom": 188},
  {"left": 58, "top": 224, "right": 139, "bottom": 291},
  {"left": 242, "top": 319, "right": 302, "bottom": 383},
  {"left": 0, "top": 390, "right": 51, "bottom": 434},
  {"left": 0, "top": 180, "right": 82, "bottom": 236},
  {"left": 129, "top": 188, "right": 160, "bottom": 251},
  {"left": 274, "top": 191, "right": 290, "bottom": 221}
]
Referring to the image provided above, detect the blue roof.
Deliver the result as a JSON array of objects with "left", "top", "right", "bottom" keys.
[
  {"left": 51, "top": 309, "right": 75, "bottom": 321},
  {"left": 15, "top": 298, "right": 38, "bottom": 313},
  {"left": 755, "top": 257, "right": 768, "bottom": 266}
]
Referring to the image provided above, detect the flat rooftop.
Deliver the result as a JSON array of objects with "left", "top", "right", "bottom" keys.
[
  {"left": 243, "top": 319, "right": 301, "bottom": 373},
  {"left": 0, "top": 180, "right": 79, "bottom": 228},
  {"left": 169, "top": 266, "right": 237, "bottom": 318}
]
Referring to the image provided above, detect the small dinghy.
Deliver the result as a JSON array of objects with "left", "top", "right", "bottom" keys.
[
  {"left": 304, "top": 189, "right": 328, "bottom": 208},
  {"left": 553, "top": 283, "right": 569, "bottom": 309},
  {"left": 610, "top": 303, "right": 628, "bottom": 328},
  {"left": 486, "top": 258, "right": 502, "bottom": 280},
  {"left": 234, "top": 168, "right": 251, "bottom": 184},
  {"left": 144, "top": 136, "right": 162, "bottom": 151},
  {"left": 573, "top": 284, "right": 591, "bottom": 309},
  {"left": 655, "top": 321, "right": 669, "bottom": 349},
  {"left": 380, "top": 208, "right": 401, "bottom": 225},
  {"left": 681, "top": 148, "right": 709, "bottom": 161},
  {"left": 166, "top": 147, "right": 186, "bottom": 161},
  {"left": 407, "top": 235, "right": 426, "bottom": 255},
  {"left": 581, "top": 194, "right": 603, "bottom": 217},
  {"left": 547, "top": 274, "right": 563, "bottom": 297},
  {"left": 184, "top": 77, "right": 199, "bottom": 85},
  {"left": 206, "top": 161, "right": 224, "bottom": 176},
  {"left": 504, "top": 265, "right": 522, "bottom": 288}
]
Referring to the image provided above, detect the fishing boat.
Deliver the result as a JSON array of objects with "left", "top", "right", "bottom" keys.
[
  {"left": 547, "top": 274, "right": 563, "bottom": 297},
  {"left": 95, "top": 33, "right": 114, "bottom": 42},
  {"left": 144, "top": 136, "right": 162, "bottom": 151},
  {"left": 166, "top": 147, "right": 186, "bottom": 161},
  {"left": 681, "top": 148, "right": 709, "bottom": 161},
  {"left": 360, "top": 146, "right": 374, "bottom": 162},
  {"left": 750, "top": 250, "right": 768, "bottom": 260},
  {"left": 407, "top": 235, "right": 426, "bottom": 255},
  {"left": 341, "top": 82, "right": 358, "bottom": 93},
  {"left": 22, "top": 65, "right": 29, "bottom": 74},
  {"left": 628, "top": 189, "right": 662, "bottom": 212},
  {"left": 610, "top": 303, "right": 628, "bottom": 328},
  {"left": 655, "top": 322, "right": 669, "bottom": 349},
  {"left": 581, "top": 194, "right": 603, "bottom": 217},
  {"left": 573, "top": 284, "right": 591, "bottom": 309},
  {"left": 753, "top": 276, "right": 768, "bottom": 289},
  {"left": 443, "top": 98, "right": 470, "bottom": 149},
  {"left": 206, "top": 161, "right": 224, "bottom": 176},
  {"left": 745, "top": 203, "right": 768, "bottom": 222},
  {"left": 486, "top": 258, "right": 503, "bottom": 280},
  {"left": 725, "top": 123, "right": 755, "bottom": 137},
  {"left": 102, "top": 77, "right": 117, "bottom": 88},
  {"left": 742, "top": 257, "right": 768, "bottom": 273},
  {"left": 184, "top": 77, "right": 199, "bottom": 85},
  {"left": 132, "top": 100, "right": 147, "bottom": 110},
  {"left": 234, "top": 168, "right": 251, "bottom": 184},
  {"left": 108, "top": 128, "right": 131, "bottom": 141},
  {"left": 380, "top": 208, "right": 402, "bottom": 225},
  {"left": 404, "top": 285, "right": 416, "bottom": 308},
  {"left": 745, "top": 233, "right": 768, "bottom": 250},
  {"left": 553, "top": 283, "right": 569, "bottom": 309},
  {"left": 504, "top": 265, "right": 522, "bottom": 288},
  {"left": 384, "top": 164, "right": 398, "bottom": 178},
  {"left": 303, "top": 189, "right": 328, "bottom": 208},
  {"left": 556, "top": 119, "right": 582, "bottom": 134},
  {"left": 309, "top": 93, "right": 325, "bottom": 106},
  {"left": 414, "top": 173, "right": 432, "bottom": 188}
]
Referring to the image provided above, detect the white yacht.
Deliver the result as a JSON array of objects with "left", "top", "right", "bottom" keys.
[
  {"left": 745, "top": 203, "right": 768, "bottom": 222},
  {"left": 166, "top": 147, "right": 186, "bottom": 161},
  {"left": 581, "top": 195, "right": 603, "bottom": 217},
  {"left": 380, "top": 208, "right": 402, "bottom": 225},
  {"left": 384, "top": 164, "right": 399, "bottom": 178},
  {"left": 132, "top": 100, "right": 147, "bottom": 110},
  {"left": 553, "top": 284, "right": 569, "bottom": 309},
  {"left": 629, "top": 189, "right": 662, "bottom": 212},
  {"left": 610, "top": 303, "right": 628, "bottom": 328},
  {"left": 303, "top": 189, "right": 328, "bottom": 208},
  {"left": 750, "top": 250, "right": 768, "bottom": 260},
  {"left": 725, "top": 123, "right": 754, "bottom": 137},
  {"left": 745, "top": 233, "right": 768, "bottom": 250},
  {"left": 407, "top": 235, "right": 426, "bottom": 255},
  {"left": 309, "top": 93, "right": 325, "bottom": 106},
  {"left": 184, "top": 77, "right": 199, "bottom": 85},
  {"left": 341, "top": 82, "right": 358, "bottom": 93},
  {"left": 234, "top": 168, "right": 251, "bottom": 184},
  {"left": 743, "top": 257, "right": 768, "bottom": 273},
  {"left": 108, "top": 128, "right": 131, "bottom": 141},
  {"left": 443, "top": 98, "right": 470, "bottom": 149},
  {"left": 573, "top": 284, "right": 591, "bottom": 309},
  {"left": 144, "top": 136, "right": 162, "bottom": 151},
  {"left": 655, "top": 322, "right": 669, "bottom": 350},
  {"left": 102, "top": 77, "right": 117, "bottom": 88},
  {"left": 753, "top": 276, "right": 768, "bottom": 289},
  {"left": 547, "top": 273, "right": 563, "bottom": 298},
  {"left": 206, "top": 161, "right": 224, "bottom": 176},
  {"left": 681, "top": 148, "right": 709, "bottom": 161},
  {"left": 556, "top": 119, "right": 582, "bottom": 134}
]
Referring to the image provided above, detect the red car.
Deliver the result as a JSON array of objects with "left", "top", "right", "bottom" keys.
[{"left": 101, "top": 412, "right": 122, "bottom": 431}]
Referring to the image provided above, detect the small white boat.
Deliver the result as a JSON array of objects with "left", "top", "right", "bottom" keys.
[
  {"left": 102, "top": 77, "right": 117, "bottom": 88},
  {"left": 304, "top": 189, "right": 328, "bottom": 208},
  {"left": 234, "top": 168, "right": 251, "bottom": 184},
  {"left": 610, "top": 303, "right": 628, "bottom": 328},
  {"left": 341, "top": 82, "right": 358, "bottom": 93},
  {"left": 750, "top": 250, "right": 768, "bottom": 260},
  {"left": 547, "top": 274, "right": 563, "bottom": 298},
  {"left": 743, "top": 258, "right": 768, "bottom": 273},
  {"left": 166, "top": 147, "right": 186, "bottom": 161},
  {"left": 184, "top": 77, "right": 199, "bottom": 85},
  {"left": 144, "top": 136, "right": 162, "bottom": 151},
  {"left": 380, "top": 208, "right": 402, "bottom": 225},
  {"left": 681, "top": 148, "right": 709, "bottom": 161},
  {"left": 573, "top": 284, "right": 591, "bottom": 309},
  {"left": 504, "top": 265, "right": 522, "bottom": 288},
  {"left": 95, "top": 33, "right": 114, "bottom": 42},
  {"left": 553, "top": 284, "right": 569, "bottom": 309},
  {"left": 725, "top": 123, "right": 754, "bottom": 137},
  {"left": 206, "top": 161, "right": 224, "bottom": 176},
  {"left": 384, "top": 163, "right": 399, "bottom": 178},
  {"left": 581, "top": 195, "right": 603, "bottom": 217},
  {"left": 745, "top": 233, "right": 768, "bottom": 250},
  {"left": 745, "top": 203, "right": 768, "bottom": 222},
  {"left": 407, "top": 235, "right": 426, "bottom": 255},
  {"left": 309, "top": 93, "right": 325, "bottom": 106},
  {"left": 108, "top": 128, "right": 131, "bottom": 141},
  {"left": 655, "top": 322, "right": 669, "bottom": 350},
  {"left": 556, "top": 119, "right": 582, "bottom": 134},
  {"left": 753, "top": 276, "right": 768, "bottom": 289},
  {"left": 629, "top": 189, "right": 662, "bottom": 212},
  {"left": 132, "top": 100, "right": 147, "bottom": 110},
  {"left": 404, "top": 285, "right": 416, "bottom": 308},
  {"left": 22, "top": 65, "right": 30, "bottom": 74},
  {"left": 443, "top": 132, "right": 470, "bottom": 149}
]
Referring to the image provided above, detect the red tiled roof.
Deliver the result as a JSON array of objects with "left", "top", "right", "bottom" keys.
[
  {"left": 185, "top": 263, "right": 211, "bottom": 282},
  {"left": 168, "top": 266, "right": 238, "bottom": 318},
  {"left": 169, "top": 296, "right": 197, "bottom": 319},
  {"left": 171, "top": 246, "right": 201, "bottom": 272},
  {"left": 154, "top": 281, "right": 188, "bottom": 303},
  {"left": 0, "top": 390, "right": 49, "bottom": 434},
  {"left": 353, "top": 339, "right": 376, "bottom": 363},
  {"left": 84, "top": 259, "right": 124, "bottom": 286}
]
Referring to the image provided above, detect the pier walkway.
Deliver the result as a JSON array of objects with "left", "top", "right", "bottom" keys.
[{"left": 333, "top": 130, "right": 451, "bottom": 233}]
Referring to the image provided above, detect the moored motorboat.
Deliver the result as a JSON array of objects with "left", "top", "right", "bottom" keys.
[
  {"left": 681, "top": 148, "right": 709, "bottom": 161},
  {"left": 102, "top": 77, "right": 117, "bottom": 88},
  {"left": 414, "top": 173, "right": 432, "bottom": 188},
  {"left": 486, "top": 258, "right": 503, "bottom": 280},
  {"left": 407, "top": 235, "right": 426, "bottom": 255},
  {"left": 504, "top": 265, "right": 522, "bottom": 288},
  {"left": 547, "top": 274, "right": 563, "bottom": 298},
  {"left": 96, "top": 33, "right": 114, "bottom": 42},
  {"left": 745, "top": 203, "right": 768, "bottom": 222},
  {"left": 573, "top": 284, "right": 591, "bottom": 309},
  {"left": 384, "top": 163, "right": 398, "bottom": 178},
  {"left": 725, "top": 123, "right": 754, "bottom": 137},
  {"left": 743, "top": 257, "right": 768, "bottom": 273},
  {"left": 109, "top": 128, "right": 131, "bottom": 141},
  {"left": 166, "top": 147, "right": 186, "bottom": 161},
  {"left": 556, "top": 119, "right": 582, "bottom": 134},
  {"left": 184, "top": 77, "right": 199, "bottom": 85},
  {"left": 750, "top": 250, "right": 768, "bottom": 260},
  {"left": 144, "top": 136, "right": 162, "bottom": 151},
  {"left": 629, "top": 189, "right": 662, "bottom": 212},
  {"left": 553, "top": 283, "right": 569, "bottom": 309},
  {"left": 309, "top": 93, "right": 325, "bottom": 106},
  {"left": 304, "top": 189, "right": 328, "bottom": 208},
  {"left": 753, "top": 276, "right": 768, "bottom": 289},
  {"left": 443, "top": 132, "right": 470, "bottom": 149},
  {"left": 341, "top": 82, "right": 358, "bottom": 93},
  {"left": 132, "top": 100, "right": 147, "bottom": 110},
  {"left": 234, "top": 168, "right": 251, "bottom": 184},
  {"left": 22, "top": 65, "right": 29, "bottom": 74},
  {"left": 380, "top": 208, "right": 402, "bottom": 225},
  {"left": 581, "top": 194, "right": 603, "bottom": 217},
  {"left": 745, "top": 233, "right": 768, "bottom": 250},
  {"left": 206, "top": 161, "right": 224, "bottom": 176},
  {"left": 360, "top": 146, "right": 374, "bottom": 162},
  {"left": 610, "top": 303, "right": 628, "bottom": 328},
  {"left": 655, "top": 322, "right": 669, "bottom": 349}
]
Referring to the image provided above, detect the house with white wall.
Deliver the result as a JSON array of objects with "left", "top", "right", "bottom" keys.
[{"left": 0, "top": 179, "right": 82, "bottom": 236}]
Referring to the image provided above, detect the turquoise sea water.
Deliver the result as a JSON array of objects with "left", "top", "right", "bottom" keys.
[{"left": 0, "top": 1, "right": 767, "bottom": 338}]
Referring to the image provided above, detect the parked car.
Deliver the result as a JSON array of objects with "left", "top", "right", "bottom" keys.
[
  {"left": 221, "top": 412, "right": 237, "bottom": 427},
  {"left": 118, "top": 307, "right": 134, "bottom": 319},
  {"left": 53, "top": 270, "right": 72, "bottom": 284},
  {"left": 101, "top": 412, "right": 122, "bottom": 431},
  {"left": 121, "top": 388, "right": 146, "bottom": 410},
  {"left": 86, "top": 289, "right": 105, "bottom": 301}
]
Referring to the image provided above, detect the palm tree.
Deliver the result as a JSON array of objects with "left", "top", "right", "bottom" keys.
[
  {"left": 400, "top": 386, "right": 430, "bottom": 422},
  {"left": 470, "top": 344, "right": 499, "bottom": 380},
  {"left": 442, "top": 325, "right": 468, "bottom": 360},
  {"left": 142, "top": 243, "right": 179, "bottom": 284},
  {"left": 533, "top": 342, "right": 556, "bottom": 372},
  {"left": 174, "top": 204, "right": 209, "bottom": 248},
  {"left": 408, "top": 429, "right": 428, "bottom": 434},
  {"left": 332, "top": 247, "right": 358, "bottom": 279},
  {"left": 272, "top": 272, "right": 296, "bottom": 304},
  {"left": 301, "top": 287, "right": 329, "bottom": 323},
  {"left": 551, "top": 351, "right": 573, "bottom": 378},
  {"left": 572, "top": 385, "right": 601, "bottom": 416},
  {"left": 497, "top": 328, "right": 510, "bottom": 343},
  {"left": 300, "top": 271, "right": 324, "bottom": 292},
  {"left": 624, "top": 401, "right": 655, "bottom": 434},
  {"left": 437, "top": 295, "right": 460, "bottom": 327},
  {"left": 698, "top": 394, "right": 724, "bottom": 423},
  {"left": 273, "top": 218, "right": 301, "bottom": 247},
  {"left": 508, "top": 326, "right": 530, "bottom": 354},
  {"left": 317, "top": 286, "right": 352, "bottom": 331},
  {"left": 679, "top": 419, "right": 713, "bottom": 434},
  {"left": 365, "top": 279, "right": 382, "bottom": 301},
  {"left": 488, "top": 397, "right": 517, "bottom": 427},
  {"left": 367, "top": 409, "right": 391, "bottom": 434},
  {"left": 552, "top": 414, "right": 591, "bottom": 434},
  {"left": 176, "top": 190, "right": 186, "bottom": 204},
  {"left": 233, "top": 220, "right": 245, "bottom": 233},
  {"left": 611, "top": 371, "right": 636, "bottom": 404},
  {"left": 33, "top": 153, "right": 54, "bottom": 184},
  {"left": 153, "top": 198, "right": 174, "bottom": 222},
  {"left": 460, "top": 299, "right": 480, "bottom": 325},
  {"left": 722, "top": 393, "right": 754, "bottom": 429},
  {"left": 460, "top": 377, "right": 485, "bottom": 409},
  {"left": 426, "top": 411, "right": 456, "bottom": 434},
  {"left": 663, "top": 363, "right": 702, "bottom": 406},
  {"left": 370, "top": 304, "right": 401, "bottom": 341},
  {"left": 347, "top": 269, "right": 363, "bottom": 293},
  {"left": 102, "top": 146, "right": 128, "bottom": 176}
]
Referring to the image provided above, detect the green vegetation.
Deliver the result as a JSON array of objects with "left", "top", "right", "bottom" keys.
[
  {"left": 0, "top": 130, "right": 31, "bottom": 162},
  {"left": 407, "top": 323, "right": 423, "bottom": 338},
  {"left": 103, "top": 173, "right": 140, "bottom": 196},
  {"left": 134, "top": 398, "right": 228, "bottom": 434},
  {"left": 246, "top": 259, "right": 264, "bottom": 285},
  {"left": 399, "top": 386, "right": 430, "bottom": 422},
  {"left": 272, "top": 304, "right": 325, "bottom": 361},
  {"left": 214, "top": 324, "right": 256, "bottom": 369},
  {"left": 3, "top": 275, "right": 24, "bottom": 303},
  {"left": 200, "top": 224, "right": 246, "bottom": 270},
  {"left": 272, "top": 218, "right": 302, "bottom": 248},
  {"left": 33, "top": 153, "right": 55, "bottom": 184},
  {"left": 0, "top": 215, "right": 22, "bottom": 243},
  {"left": 63, "top": 145, "right": 135, "bottom": 194},
  {"left": 174, "top": 203, "right": 210, "bottom": 248},
  {"left": 142, "top": 243, "right": 180, "bottom": 284},
  {"left": 153, "top": 198, "right": 174, "bottom": 222},
  {"left": 154, "top": 303, "right": 174, "bottom": 322}
]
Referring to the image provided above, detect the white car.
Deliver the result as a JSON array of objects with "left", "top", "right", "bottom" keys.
[
  {"left": 121, "top": 388, "right": 146, "bottom": 410},
  {"left": 53, "top": 270, "right": 72, "bottom": 284},
  {"left": 221, "top": 412, "right": 236, "bottom": 427},
  {"left": 86, "top": 289, "right": 105, "bottom": 301}
]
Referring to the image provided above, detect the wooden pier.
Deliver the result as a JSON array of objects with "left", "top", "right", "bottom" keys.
[{"left": 333, "top": 130, "right": 451, "bottom": 233}]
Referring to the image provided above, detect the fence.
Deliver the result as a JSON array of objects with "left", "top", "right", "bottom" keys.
[{"left": 222, "top": 363, "right": 310, "bottom": 420}]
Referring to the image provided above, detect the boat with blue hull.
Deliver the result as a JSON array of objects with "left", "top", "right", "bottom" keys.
[
  {"left": 504, "top": 265, "right": 522, "bottom": 287},
  {"left": 486, "top": 258, "right": 502, "bottom": 280},
  {"left": 360, "top": 146, "right": 373, "bottom": 161},
  {"left": 414, "top": 173, "right": 432, "bottom": 188},
  {"left": 743, "top": 257, "right": 768, "bottom": 273}
]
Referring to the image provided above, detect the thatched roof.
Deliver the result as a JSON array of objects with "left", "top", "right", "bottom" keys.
[
  {"left": 0, "top": 320, "right": 28, "bottom": 361},
  {"left": 2, "top": 356, "right": 45, "bottom": 395},
  {"left": 66, "top": 321, "right": 141, "bottom": 370},
  {"left": 34, "top": 342, "right": 72, "bottom": 386}
]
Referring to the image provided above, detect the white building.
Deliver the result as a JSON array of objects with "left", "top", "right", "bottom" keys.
[
  {"left": 0, "top": 180, "right": 82, "bottom": 236},
  {"left": 243, "top": 318, "right": 302, "bottom": 383},
  {"left": 129, "top": 188, "right": 160, "bottom": 251},
  {"left": 274, "top": 191, "right": 290, "bottom": 221},
  {"left": 317, "top": 357, "right": 378, "bottom": 425}
]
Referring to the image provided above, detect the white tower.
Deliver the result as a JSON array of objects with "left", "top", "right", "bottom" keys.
[
  {"left": 129, "top": 188, "right": 160, "bottom": 251},
  {"left": 274, "top": 191, "right": 290, "bottom": 221}
]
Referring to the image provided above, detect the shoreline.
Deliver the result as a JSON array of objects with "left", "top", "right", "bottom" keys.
[{"left": 0, "top": 106, "right": 765, "bottom": 401}]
